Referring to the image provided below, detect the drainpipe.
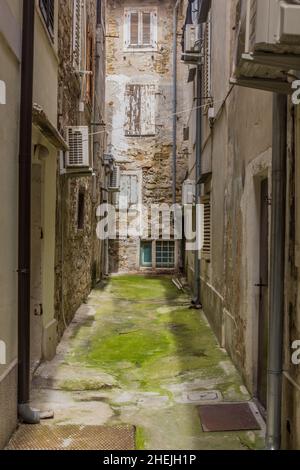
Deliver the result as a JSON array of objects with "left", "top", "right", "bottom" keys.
[
  {"left": 193, "top": 16, "right": 202, "bottom": 307},
  {"left": 172, "top": 0, "right": 180, "bottom": 205},
  {"left": 266, "top": 93, "right": 287, "bottom": 450},
  {"left": 18, "top": 0, "right": 40, "bottom": 424}
]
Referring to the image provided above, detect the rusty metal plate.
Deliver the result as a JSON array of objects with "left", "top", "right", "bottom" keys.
[
  {"left": 198, "top": 403, "right": 261, "bottom": 432},
  {"left": 6, "top": 425, "right": 135, "bottom": 450}
]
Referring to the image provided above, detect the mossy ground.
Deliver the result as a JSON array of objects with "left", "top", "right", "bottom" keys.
[{"left": 34, "top": 275, "right": 265, "bottom": 450}]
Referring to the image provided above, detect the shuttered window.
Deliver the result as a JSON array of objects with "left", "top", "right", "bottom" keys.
[
  {"left": 202, "top": 17, "right": 211, "bottom": 111},
  {"left": 73, "top": 0, "right": 82, "bottom": 70},
  {"left": 39, "top": 0, "right": 54, "bottom": 40},
  {"left": 201, "top": 194, "right": 211, "bottom": 260},
  {"left": 125, "top": 84, "right": 156, "bottom": 136},
  {"left": 119, "top": 173, "right": 140, "bottom": 207},
  {"left": 124, "top": 9, "right": 157, "bottom": 50}
]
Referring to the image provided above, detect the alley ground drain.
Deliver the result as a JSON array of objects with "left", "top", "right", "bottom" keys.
[
  {"left": 198, "top": 403, "right": 261, "bottom": 433},
  {"left": 6, "top": 425, "right": 135, "bottom": 450}
]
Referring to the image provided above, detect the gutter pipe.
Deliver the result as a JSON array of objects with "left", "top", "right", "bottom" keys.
[
  {"left": 172, "top": 0, "right": 180, "bottom": 205},
  {"left": 18, "top": 0, "right": 40, "bottom": 424},
  {"left": 266, "top": 93, "right": 287, "bottom": 450}
]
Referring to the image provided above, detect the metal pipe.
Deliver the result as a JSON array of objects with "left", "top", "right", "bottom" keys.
[
  {"left": 18, "top": 0, "right": 40, "bottom": 424},
  {"left": 172, "top": 0, "right": 180, "bottom": 205},
  {"left": 193, "top": 12, "right": 202, "bottom": 306},
  {"left": 193, "top": 63, "right": 202, "bottom": 306},
  {"left": 266, "top": 93, "right": 287, "bottom": 450}
]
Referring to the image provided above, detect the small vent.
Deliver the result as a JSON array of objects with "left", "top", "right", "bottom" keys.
[
  {"left": 66, "top": 126, "right": 89, "bottom": 167},
  {"left": 109, "top": 166, "right": 120, "bottom": 191}
]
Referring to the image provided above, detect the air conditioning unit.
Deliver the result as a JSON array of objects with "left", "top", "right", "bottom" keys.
[
  {"left": 184, "top": 24, "right": 201, "bottom": 53},
  {"left": 232, "top": 0, "right": 300, "bottom": 93},
  {"left": 182, "top": 180, "right": 195, "bottom": 205},
  {"left": 109, "top": 165, "right": 120, "bottom": 192},
  {"left": 66, "top": 126, "right": 89, "bottom": 167}
]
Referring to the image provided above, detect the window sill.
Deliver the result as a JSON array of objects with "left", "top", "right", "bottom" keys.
[{"left": 124, "top": 47, "right": 158, "bottom": 53}]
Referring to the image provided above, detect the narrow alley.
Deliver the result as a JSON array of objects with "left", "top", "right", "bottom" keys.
[
  {"left": 1, "top": 0, "right": 300, "bottom": 457},
  {"left": 8, "top": 276, "right": 264, "bottom": 450}
]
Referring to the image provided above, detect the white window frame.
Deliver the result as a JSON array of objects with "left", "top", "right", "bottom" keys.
[{"left": 124, "top": 7, "right": 158, "bottom": 52}]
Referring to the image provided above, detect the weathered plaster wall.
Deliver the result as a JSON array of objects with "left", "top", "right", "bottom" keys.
[
  {"left": 0, "top": 0, "right": 21, "bottom": 448},
  {"left": 55, "top": 0, "right": 105, "bottom": 340},
  {"left": 106, "top": 0, "right": 188, "bottom": 272}
]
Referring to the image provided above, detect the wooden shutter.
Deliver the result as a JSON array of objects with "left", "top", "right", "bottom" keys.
[
  {"left": 119, "top": 174, "right": 139, "bottom": 206},
  {"left": 140, "top": 85, "right": 156, "bottom": 136},
  {"left": 86, "top": 29, "right": 93, "bottom": 103},
  {"left": 73, "top": 0, "right": 82, "bottom": 69},
  {"left": 202, "top": 19, "right": 211, "bottom": 107},
  {"left": 142, "top": 12, "right": 151, "bottom": 45},
  {"left": 125, "top": 84, "right": 156, "bottom": 136},
  {"left": 201, "top": 194, "right": 211, "bottom": 260},
  {"left": 150, "top": 11, "right": 157, "bottom": 49},
  {"left": 125, "top": 84, "right": 142, "bottom": 136},
  {"left": 130, "top": 12, "right": 139, "bottom": 45}
]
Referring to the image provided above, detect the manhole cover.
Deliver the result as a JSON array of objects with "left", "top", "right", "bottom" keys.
[
  {"left": 6, "top": 425, "right": 135, "bottom": 450},
  {"left": 198, "top": 402, "right": 261, "bottom": 432},
  {"left": 179, "top": 390, "right": 222, "bottom": 404}
]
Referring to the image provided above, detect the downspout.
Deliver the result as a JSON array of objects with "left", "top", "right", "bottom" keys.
[
  {"left": 172, "top": 0, "right": 180, "bottom": 205},
  {"left": 18, "top": 0, "right": 40, "bottom": 423},
  {"left": 266, "top": 93, "right": 287, "bottom": 450},
  {"left": 193, "top": 17, "right": 202, "bottom": 307}
]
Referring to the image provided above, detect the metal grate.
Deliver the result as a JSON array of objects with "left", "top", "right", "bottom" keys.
[
  {"left": 6, "top": 425, "right": 135, "bottom": 451},
  {"left": 198, "top": 402, "right": 261, "bottom": 433}
]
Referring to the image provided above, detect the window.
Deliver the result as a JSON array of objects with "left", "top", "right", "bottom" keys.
[
  {"left": 39, "top": 0, "right": 54, "bottom": 39},
  {"left": 202, "top": 17, "right": 212, "bottom": 111},
  {"left": 119, "top": 173, "right": 140, "bottom": 207},
  {"left": 201, "top": 194, "right": 211, "bottom": 260},
  {"left": 73, "top": 0, "right": 82, "bottom": 70},
  {"left": 86, "top": 28, "right": 94, "bottom": 103},
  {"left": 77, "top": 190, "right": 85, "bottom": 230},
  {"left": 156, "top": 241, "right": 175, "bottom": 269},
  {"left": 125, "top": 84, "right": 156, "bottom": 136},
  {"left": 124, "top": 8, "right": 157, "bottom": 51},
  {"left": 140, "top": 241, "right": 152, "bottom": 268}
]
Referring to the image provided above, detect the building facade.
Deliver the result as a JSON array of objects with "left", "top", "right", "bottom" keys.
[
  {"left": 55, "top": 0, "right": 106, "bottom": 340},
  {"left": 0, "top": 0, "right": 22, "bottom": 449},
  {"left": 105, "top": 0, "right": 188, "bottom": 273},
  {"left": 182, "top": 0, "right": 300, "bottom": 449}
]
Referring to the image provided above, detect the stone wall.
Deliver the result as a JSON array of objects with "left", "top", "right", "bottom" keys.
[
  {"left": 106, "top": 0, "right": 189, "bottom": 273},
  {"left": 55, "top": 0, "right": 106, "bottom": 339}
]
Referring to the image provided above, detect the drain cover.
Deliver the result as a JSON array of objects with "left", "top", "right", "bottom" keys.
[
  {"left": 198, "top": 402, "right": 261, "bottom": 432},
  {"left": 6, "top": 425, "right": 135, "bottom": 450},
  {"left": 178, "top": 390, "right": 222, "bottom": 404}
]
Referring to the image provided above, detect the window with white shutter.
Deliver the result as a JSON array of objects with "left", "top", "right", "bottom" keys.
[
  {"left": 125, "top": 84, "right": 156, "bottom": 136},
  {"left": 201, "top": 194, "right": 211, "bottom": 260},
  {"left": 73, "top": 0, "right": 82, "bottom": 70},
  {"left": 202, "top": 16, "right": 212, "bottom": 112},
  {"left": 124, "top": 8, "right": 157, "bottom": 51}
]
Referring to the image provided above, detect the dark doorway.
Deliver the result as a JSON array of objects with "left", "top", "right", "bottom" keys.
[{"left": 257, "top": 178, "right": 269, "bottom": 409}]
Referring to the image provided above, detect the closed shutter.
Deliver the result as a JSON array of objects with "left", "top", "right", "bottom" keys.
[
  {"left": 142, "top": 12, "right": 151, "bottom": 45},
  {"left": 201, "top": 194, "right": 211, "bottom": 260},
  {"left": 125, "top": 84, "right": 155, "bottom": 136},
  {"left": 73, "top": 0, "right": 82, "bottom": 70},
  {"left": 130, "top": 12, "right": 139, "bottom": 45},
  {"left": 120, "top": 174, "right": 139, "bottom": 206},
  {"left": 202, "top": 18, "right": 211, "bottom": 108},
  {"left": 140, "top": 85, "right": 156, "bottom": 136}
]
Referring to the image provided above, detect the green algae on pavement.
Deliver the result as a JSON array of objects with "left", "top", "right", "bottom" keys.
[{"left": 60, "top": 275, "right": 264, "bottom": 450}]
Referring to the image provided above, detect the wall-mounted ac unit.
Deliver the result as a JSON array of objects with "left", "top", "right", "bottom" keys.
[
  {"left": 232, "top": 0, "right": 300, "bottom": 93},
  {"left": 66, "top": 126, "right": 89, "bottom": 167},
  {"left": 184, "top": 24, "right": 201, "bottom": 53},
  {"left": 109, "top": 166, "right": 120, "bottom": 192},
  {"left": 182, "top": 180, "right": 195, "bottom": 205}
]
